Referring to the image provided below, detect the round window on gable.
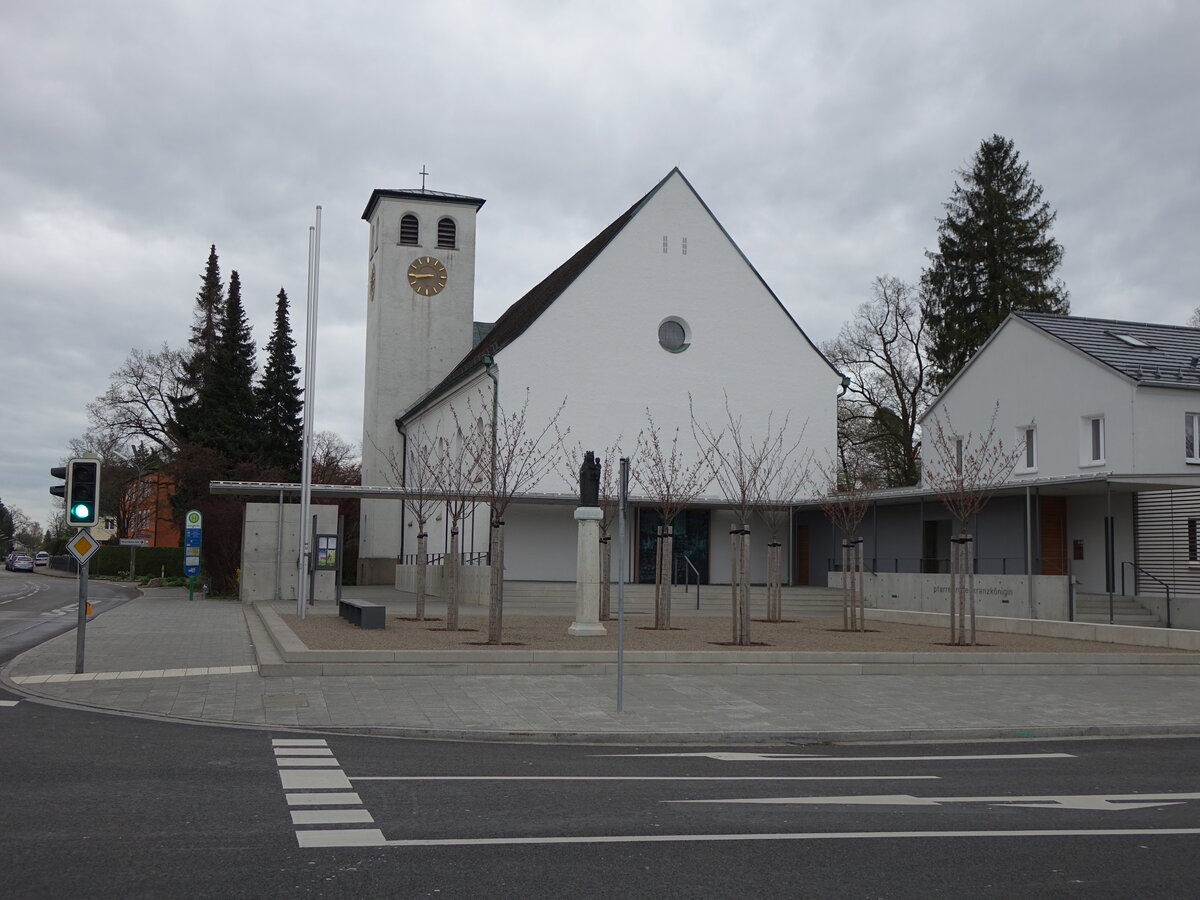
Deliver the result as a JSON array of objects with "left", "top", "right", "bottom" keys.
[{"left": 658, "top": 316, "right": 691, "bottom": 353}]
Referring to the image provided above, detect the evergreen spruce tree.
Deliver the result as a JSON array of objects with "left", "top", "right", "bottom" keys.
[
  {"left": 191, "top": 270, "right": 260, "bottom": 459},
  {"left": 256, "top": 287, "right": 304, "bottom": 478},
  {"left": 922, "top": 135, "right": 1069, "bottom": 388},
  {"left": 172, "top": 245, "right": 224, "bottom": 442}
]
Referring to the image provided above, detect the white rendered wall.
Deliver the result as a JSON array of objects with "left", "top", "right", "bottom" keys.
[
  {"left": 492, "top": 171, "right": 836, "bottom": 498},
  {"left": 360, "top": 194, "right": 479, "bottom": 571},
  {"left": 921, "top": 319, "right": 1137, "bottom": 483}
]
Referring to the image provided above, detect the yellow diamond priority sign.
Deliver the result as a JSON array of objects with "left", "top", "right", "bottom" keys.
[{"left": 67, "top": 530, "right": 100, "bottom": 565}]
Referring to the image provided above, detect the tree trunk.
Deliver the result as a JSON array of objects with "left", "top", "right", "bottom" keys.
[
  {"left": 730, "top": 528, "right": 741, "bottom": 643},
  {"left": 599, "top": 535, "right": 611, "bottom": 620},
  {"left": 445, "top": 526, "right": 460, "bottom": 631},
  {"left": 967, "top": 534, "right": 977, "bottom": 646},
  {"left": 857, "top": 540, "right": 866, "bottom": 632},
  {"left": 841, "top": 540, "right": 850, "bottom": 630},
  {"left": 487, "top": 519, "right": 505, "bottom": 644},
  {"left": 947, "top": 536, "right": 957, "bottom": 645},
  {"left": 766, "top": 540, "right": 782, "bottom": 622},
  {"left": 848, "top": 537, "right": 858, "bottom": 631},
  {"left": 656, "top": 526, "right": 673, "bottom": 630},
  {"left": 415, "top": 531, "right": 428, "bottom": 621},
  {"left": 739, "top": 527, "right": 751, "bottom": 646}
]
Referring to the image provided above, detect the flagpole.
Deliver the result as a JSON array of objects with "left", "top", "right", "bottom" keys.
[{"left": 297, "top": 206, "right": 321, "bottom": 618}]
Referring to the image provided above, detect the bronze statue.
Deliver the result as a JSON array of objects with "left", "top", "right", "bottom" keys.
[{"left": 579, "top": 450, "right": 601, "bottom": 506}]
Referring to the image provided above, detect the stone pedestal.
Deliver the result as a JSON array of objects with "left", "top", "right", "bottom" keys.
[{"left": 569, "top": 507, "right": 606, "bottom": 636}]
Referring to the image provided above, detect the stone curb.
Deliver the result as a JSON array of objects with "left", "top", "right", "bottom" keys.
[{"left": 251, "top": 601, "right": 1200, "bottom": 677}]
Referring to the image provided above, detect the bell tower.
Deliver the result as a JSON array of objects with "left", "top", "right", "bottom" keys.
[{"left": 358, "top": 185, "right": 486, "bottom": 584}]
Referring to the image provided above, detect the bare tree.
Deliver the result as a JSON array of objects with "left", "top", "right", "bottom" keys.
[
  {"left": 923, "top": 403, "right": 1023, "bottom": 645},
  {"left": 823, "top": 276, "right": 932, "bottom": 487},
  {"left": 817, "top": 459, "right": 874, "bottom": 632},
  {"left": 421, "top": 423, "right": 481, "bottom": 632},
  {"left": 311, "top": 431, "right": 360, "bottom": 485},
  {"left": 693, "top": 397, "right": 808, "bottom": 644},
  {"left": 377, "top": 427, "right": 441, "bottom": 622},
  {"left": 86, "top": 344, "right": 186, "bottom": 457},
  {"left": 460, "top": 390, "right": 568, "bottom": 645},
  {"left": 633, "top": 410, "right": 716, "bottom": 631},
  {"left": 755, "top": 442, "right": 812, "bottom": 622}
]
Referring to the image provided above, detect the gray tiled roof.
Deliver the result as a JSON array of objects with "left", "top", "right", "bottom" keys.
[{"left": 1016, "top": 312, "right": 1200, "bottom": 390}]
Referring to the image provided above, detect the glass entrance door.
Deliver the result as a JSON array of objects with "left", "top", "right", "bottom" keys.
[{"left": 636, "top": 508, "right": 710, "bottom": 585}]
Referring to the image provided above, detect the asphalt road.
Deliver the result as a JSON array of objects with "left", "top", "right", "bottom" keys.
[
  {"left": 1, "top": 683, "right": 1199, "bottom": 899},
  {"left": 0, "top": 568, "right": 132, "bottom": 664}
]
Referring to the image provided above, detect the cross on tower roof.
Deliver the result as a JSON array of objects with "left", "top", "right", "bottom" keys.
[{"left": 419, "top": 165, "right": 429, "bottom": 191}]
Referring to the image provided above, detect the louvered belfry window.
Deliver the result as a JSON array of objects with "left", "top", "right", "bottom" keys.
[
  {"left": 437, "top": 217, "right": 456, "bottom": 248},
  {"left": 400, "top": 214, "right": 419, "bottom": 245}
]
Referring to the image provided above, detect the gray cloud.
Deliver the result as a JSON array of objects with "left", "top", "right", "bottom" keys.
[{"left": 2, "top": 0, "right": 1197, "bottom": 526}]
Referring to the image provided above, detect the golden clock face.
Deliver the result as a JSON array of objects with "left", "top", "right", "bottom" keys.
[{"left": 407, "top": 256, "right": 447, "bottom": 296}]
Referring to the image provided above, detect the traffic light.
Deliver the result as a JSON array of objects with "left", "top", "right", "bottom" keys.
[
  {"left": 50, "top": 465, "right": 68, "bottom": 500},
  {"left": 67, "top": 458, "right": 100, "bottom": 528}
]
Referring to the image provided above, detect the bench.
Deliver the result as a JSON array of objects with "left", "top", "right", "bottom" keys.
[{"left": 338, "top": 598, "right": 386, "bottom": 630}]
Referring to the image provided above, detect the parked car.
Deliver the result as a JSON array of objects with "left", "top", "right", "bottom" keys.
[
  {"left": 34, "top": 551, "right": 49, "bottom": 566},
  {"left": 4, "top": 551, "right": 19, "bottom": 571},
  {"left": 10, "top": 554, "right": 34, "bottom": 572}
]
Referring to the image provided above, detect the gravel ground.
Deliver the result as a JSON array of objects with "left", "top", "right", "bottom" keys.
[{"left": 280, "top": 611, "right": 1184, "bottom": 654}]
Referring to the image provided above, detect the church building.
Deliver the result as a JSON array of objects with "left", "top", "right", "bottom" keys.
[{"left": 356, "top": 169, "right": 841, "bottom": 588}]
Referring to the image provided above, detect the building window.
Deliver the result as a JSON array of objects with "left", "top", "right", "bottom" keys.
[
  {"left": 1190, "top": 518, "right": 1199, "bottom": 563},
  {"left": 1082, "top": 416, "right": 1105, "bottom": 465},
  {"left": 658, "top": 316, "right": 690, "bottom": 353},
  {"left": 1187, "top": 413, "right": 1200, "bottom": 463},
  {"left": 955, "top": 437, "right": 963, "bottom": 475},
  {"left": 1017, "top": 425, "right": 1037, "bottom": 472},
  {"left": 400, "top": 214, "right": 419, "bottom": 245},
  {"left": 437, "top": 217, "right": 456, "bottom": 248}
]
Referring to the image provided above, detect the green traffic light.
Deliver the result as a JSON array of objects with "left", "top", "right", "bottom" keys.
[{"left": 71, "top": 503, "right": 92, "bottom": 520}]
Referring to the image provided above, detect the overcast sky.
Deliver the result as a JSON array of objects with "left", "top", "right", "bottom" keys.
[{"left": 1, "top": 0, "right": 1197, "bottom": 530}]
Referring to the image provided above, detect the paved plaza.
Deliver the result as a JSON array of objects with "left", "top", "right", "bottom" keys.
[{"left": 5, "top": 586, "right": 1200, "bottom": 743}]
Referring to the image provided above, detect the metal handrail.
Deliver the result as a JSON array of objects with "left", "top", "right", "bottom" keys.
[
  {"left": 676, "top": 554, "right": 701, "bottom": 609},
  {"left": 1120, "top": 561, "right": 1172, "bottom": 628}
]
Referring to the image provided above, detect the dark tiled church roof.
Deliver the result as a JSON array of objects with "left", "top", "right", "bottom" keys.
[
  {"left": 361, "top": 188, "right": 486, "bottom": 220},
  {"left": 1017, "top": 312, "right": 1200, "bottom": 389}
]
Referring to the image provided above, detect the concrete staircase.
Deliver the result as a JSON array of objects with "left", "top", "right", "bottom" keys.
[
  {"left": 1073, "top": 592, "right": 1164, "bottom": 627},
  {"left": 496, "top": 581, "right": 845, "bottom": 618}
]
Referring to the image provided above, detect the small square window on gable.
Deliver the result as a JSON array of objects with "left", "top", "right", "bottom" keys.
[
  {"left": 1081, "top": 415, "right": 1105, "bottom": 466},
  {"left": 1187, "top": 413, "right": 1200, "bottom": 463}
]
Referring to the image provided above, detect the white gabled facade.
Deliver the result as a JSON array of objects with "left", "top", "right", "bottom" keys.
[
  {"left": 362, "top": 168, "right": 841, "bottom": 585},
  {"left": 911, "top": 312, "right": 1200, "bottom": 621}
]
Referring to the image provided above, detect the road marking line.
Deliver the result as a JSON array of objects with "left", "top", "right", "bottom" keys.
[
  {"left": 598, "top": 752, "right": 1076, "bottom": 762},
  {"left": 276, "top": 757, "right": 342, "bottom": 767},
  {"left": 273, "top": 748, "right": 334, "bottom": 757},
  {"left": 0, "top": 700, "right": 19, "bottom": 707},
  {"left": 273, "top": 739, "right": 330, "bottom": 747},
  {"left": 350, "top": 775, "right": 941, "bottom": 782},
  {"left": 670, "top": 791, "right": 1200, "bottom": 811},
  {"left": 286, "top": 793, "right": 363, "bottom": 806},
  {"left": 292, "top": 810, "right": 376, "bottom": 825},
  {"left": 297, "top": 829, "right": 389, "bottom": 848},
  {"left": 279, "top": 769, "right": 354, "bottom": 790},
  {"left": 345, "top": 828, "right": 1200, "bottom": 848}
]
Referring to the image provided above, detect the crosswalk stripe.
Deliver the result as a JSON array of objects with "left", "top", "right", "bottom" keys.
[{"left": 291, "top": 810, "right": 375, "bottom": 825}]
